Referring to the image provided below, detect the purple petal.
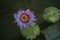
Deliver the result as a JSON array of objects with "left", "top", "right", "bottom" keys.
[{"left": 25, "top": 9, "right": 31, "bottom": 14}]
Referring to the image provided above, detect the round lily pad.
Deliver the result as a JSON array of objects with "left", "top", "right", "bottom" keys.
[
  {"left": 20, "top": 22, "right": 40, "bottom": 40},
  {"left": 43, "top": 7, "right": 60, "bottom": 23}
]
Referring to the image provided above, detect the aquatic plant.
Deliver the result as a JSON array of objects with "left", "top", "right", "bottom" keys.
[
  {"left": 21, "top": 22, "right": 40, "bottom": 40},
  {"left": 43, "top": 7, "right": 60, "bottom": 23},
  {"left": 14, "top": 9, "right": 40, "bottom": 40}
]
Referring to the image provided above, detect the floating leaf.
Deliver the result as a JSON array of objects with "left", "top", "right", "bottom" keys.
[
  {"left": 45, "top": 21, "right": 60, "bottom": 40},
  {"left": 43, "top": 7, "right": 60, "bottom": 23},
  {"left": 20, "top": 22, "right": 40, "bottom": 40}
]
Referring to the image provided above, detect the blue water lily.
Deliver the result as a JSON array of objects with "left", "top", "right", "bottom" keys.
[{"left": 14, "top": 9, "right": 36, "bottom": 29}]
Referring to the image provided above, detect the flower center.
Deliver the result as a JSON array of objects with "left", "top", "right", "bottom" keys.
[{"left": 20, "top": 13, "right": 29, "bottom": 23}]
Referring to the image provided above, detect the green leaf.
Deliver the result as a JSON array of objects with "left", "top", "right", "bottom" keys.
[
  {"left": 43, "top": 7, "right": 60, "bottom": 23},
  {"left": 45, "top": 22, "right": 60, "bottom": 40},
  {"left": 20, "top": 22, "right": 40, "bottom": 40}
]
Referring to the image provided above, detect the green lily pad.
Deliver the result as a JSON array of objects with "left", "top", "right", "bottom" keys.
[
  {"left": 20, "top": 22, "right": 40, "bottom": 40},
  {"left": 43, "top": 7, "right": 60, "bottom": 23}
]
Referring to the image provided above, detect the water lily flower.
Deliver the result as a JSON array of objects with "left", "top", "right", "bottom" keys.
[{"left": 14, "top": 9, "right": 36, "bottom": 29}]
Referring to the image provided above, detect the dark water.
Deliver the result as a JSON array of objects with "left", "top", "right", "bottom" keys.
[{"left": 0, "top": 0, "right": 60, "bottom": 40}]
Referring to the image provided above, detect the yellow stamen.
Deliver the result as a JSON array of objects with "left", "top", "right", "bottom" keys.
[{"left": 20, "top": 14, "right": 29, "bottom": 23}]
